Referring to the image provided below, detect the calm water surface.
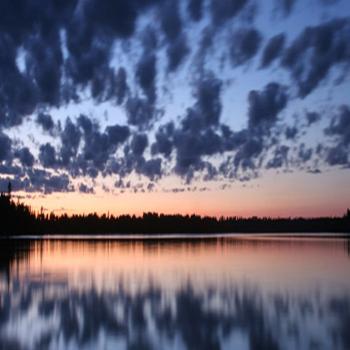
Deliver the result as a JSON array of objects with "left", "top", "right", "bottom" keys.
[{"left": 0, "top": 235, "right": 349, "bottom": 350}]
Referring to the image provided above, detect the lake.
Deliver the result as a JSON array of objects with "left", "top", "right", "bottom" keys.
[{"left": 0, "top": 235, "right": 349, "bottom": 350}]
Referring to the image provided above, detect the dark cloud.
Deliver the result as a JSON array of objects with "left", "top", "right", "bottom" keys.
[
  {"left": 25, "top": 32, "right": 63, "bottom": 106},
  {"left": 248, "top": 83, "right": 288, "bottom": 128},
  {"left": 0, "top": 176, "right": 28, "bottom": 193},
  {"left": 126, "top": 97, "right": 158, "bottom": 127},
  {"left": 0, "top": 132, "right": 12, "bottom": 161},
  {"left": 325, "top": 105, "right": 350, "bottom": 145},
  {"left": 114, "top": 179, "right": 131, "bottom": 189},
  {"left": 43, "top": 174, "right": 72, "bottom": 194},
  {"left": 210, "top": 0, "right": 249, "bottom": 26},
  {"left": 115, "top": 67, "right": 129, "bottom": 105},
  {"left": 138, "top": 158, "right": 162, "bottom": 180},
  {"left": 0, "top": 0, "right": 77, "bottom": 45},
  {"left": 0, "top": 0, "right": 347, "bottom": 191},
  {"left": 147, "top": 182, "right": 155, "bottom": 191},
  {"left": 60, "top": 118, "right": 81, "bottom": 166},
  {"left": 39, "top": 143, "right": 57, "bottom": 168},
  {"left": 90, "top": 66, "right": 118, "bottom": 103},
  {"left": 167, "top": 35, "right": 189, "bottom": 72},
  {"left": 151, "top": 76, "right": 288, "bottom": 181},
  {"left": 188, "top": 0, "right": 204, "bottom": 21},
  {"left": 232, "top": 135, "right": 264, "bottom": 171},
  {"left": 26, "top": 169, "right": 73, "bottom": 194},
  {"left": 276, "top": 0, "right": 298, "bottom": 16},
  {"left": 131, "top": 134, "right": 148, "bottom": 156},
  {"left": 326, "top": 145, "right": 348, "bottom": 165},
  {"left": 36, "top": 113, "right": 55, "bottom": 133},
  {"left": 306, "top": 111, "right": 321, "bottom": 126},
  {"left": 106, "top": 124, "right": 130, "bottom": 146},
  {"left": 266, "top": 145, "right": 289, "bottom": 169},
  {"left": 65, "top": 24, "right": 108, "bottom": 86},
  {"left": 39, "top": 116, "right": 100, "bottom": 173},
  {"left": 112, "top": 143, "right": 162, "bottom": 181},
  {"left": 136, "top": 54, "right": 157, "bottom": 103},
  {"left": 169, "top": 187, "right": 186, "bottom": 193},
  {"left": 282, "top": 18, "right": 350, "bottom": 97},
  {"left": 84, "top": 1, "right": 137, "bottom": 38},
  {"left": 15, "top": 147, "right": 35, "bottom": 167},
  {"left": 230, "top": 28, "right": 262, "bottom": 66},
  {"left": 298, "top": 143, "right": 313, "bottom": 163},
  {"left": 141, "top": 26, "right": 158, "bottom": 51},
  {"left": 0, "top": 34, "right": 37, "bottom": 127},
  {"left": 308, "top": 168, "right": 321, "bottom": 174},
  {"left": 285, "top": 126, "right": 298, "bottom": 140},
  {"left": 261, "top": 33, "right": 285, "bottom": 68},
  {"left": 75, "top": 115, "right": 93, "bottom": 136},
  {"left": 158, "top": 2, "right": 189, "bottom": 72},
  {"left": 153, "top": 73, "right": 225, "bottom": 180},
  {"left": 36, "top": 114, "right": 130, "bottom": 179},
  {"left": 2, "top": 167, "right": 73, "bottom": 193},
  {"left": 196, "top": 26, "right": 215, "bottom": 64},
  {"left": 0, "top": 0, "right": 153, "bottom": 124},
  {"left": 191, "top": 73, "right": 223, "bottom": 127},
  {"left": 149, "top": 73, "right": 224, "bottom": 181},
  {"left": 324, "top": 105, "right": 350, "bottom": 166},
  {"left": 78, "top": 183, "right": 94, "bottom": 194},
  {"left": 0, "top": 0, "right": 164, "bottom": 123},
  {"left": 217, "top": 82, "right": 290, "bottom": 177},
  {"left": 75, "top": 117, "right": 130, "bottom": 175},
  {"left": 151, "top": 122, "right": 175, "bottom": 157},
  {"left": 174, "top": 127, "right": 223, "bottom": 178},
  {"left": 220, "top": 126, "right": 247, "bottom": 151},
  {"left": 160, "top": 1, "right": 182, "bottom": 42},
  {"left": 0, "top": 164, "right": 23, "bottom": 176},
  {"left": 65, "top": 28, "right": 119, "bottom": 104}
]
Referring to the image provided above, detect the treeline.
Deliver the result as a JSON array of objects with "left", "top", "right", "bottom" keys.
[
  {"left": 1, "top": 194, "right": 350, "bottom": 235},
  {"left": 0, "top": 193, "right": 38, "bottom": 235}
]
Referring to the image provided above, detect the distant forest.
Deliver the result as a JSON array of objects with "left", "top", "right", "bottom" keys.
[{"left": 1, "top": 191, "right": 349, "bottom": 236}]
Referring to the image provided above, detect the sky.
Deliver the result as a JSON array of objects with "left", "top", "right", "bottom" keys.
[{"left": 0, "top": 0, "right": 349, "bottom": 217}]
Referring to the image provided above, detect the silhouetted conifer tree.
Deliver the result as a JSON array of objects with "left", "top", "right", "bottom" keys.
[{"left": 7, "top": 181, "right": 12, "bottom": 199}]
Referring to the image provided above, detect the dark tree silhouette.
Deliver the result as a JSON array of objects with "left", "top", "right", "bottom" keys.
[
  {"left": 0, "top": 196, "right": 349, "bottom": 236},
  {"left": 346, "top": 208, "right": 350, "bottom": 220},
  {"left": 0, "top": 193, "right": 38, "bottom": 236},
  {"left": 7, "top": 181, "right": 12, "bottom": 199}
]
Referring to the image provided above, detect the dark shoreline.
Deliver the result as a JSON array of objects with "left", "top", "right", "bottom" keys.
[
  {"left": 1, "top": 194, "right": 350, "bottom": 236},
  {"left": 2, "top": 232, "right": 350, "bottom": 238}
]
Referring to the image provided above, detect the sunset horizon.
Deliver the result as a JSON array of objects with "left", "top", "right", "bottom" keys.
[
  {"left": 0, "top": 1, "right": 350, "bottom": 348},
  {"left": 8, "top": 166, "right": 350, "bottom": 218},
  {"left": 0, "top": 0, "right": 349, "bottom": 220}
]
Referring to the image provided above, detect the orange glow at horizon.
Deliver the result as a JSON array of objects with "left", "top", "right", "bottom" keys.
[
  {"left": 18, "top": 169, "right": 350, "bottom": 218},
  {"left": 9, "top": 238, "right": 350, "bottom": 293}
]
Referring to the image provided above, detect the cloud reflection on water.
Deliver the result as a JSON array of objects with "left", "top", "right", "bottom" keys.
[{"left": 0, "top": 236, "right": 349, "bottom": 350}]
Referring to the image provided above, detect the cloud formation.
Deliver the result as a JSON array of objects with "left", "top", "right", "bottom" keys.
[
  {"left": 230, "top": 28, "right": 262, "bottom": 66},
  {"left": 261, "top": 33, "right": 285, "bottom": 68},
  {"left": 282, "top": 18, "right": 350, "bottom": 97},
  {"left": 0, "top": 0, "right": 348, "bottom": 193},
  {"left": 248, "top": 83, "right": 288, "bottom": 128},
  {"left": 325, "top": 106, "right": 350, "bottom": 166}
]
